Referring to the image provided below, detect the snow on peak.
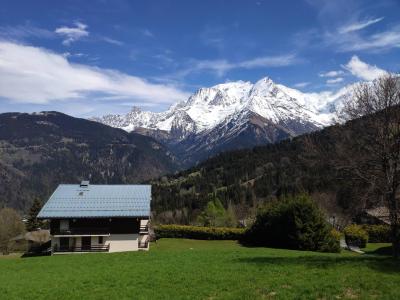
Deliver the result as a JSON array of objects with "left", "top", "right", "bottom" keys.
[{"left": 94, "top": 76, "right": 348, "bottom": 136}]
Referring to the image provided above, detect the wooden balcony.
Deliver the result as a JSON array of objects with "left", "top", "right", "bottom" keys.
[{"left": 53, "top": 244, "right": 110, "bottom": 253}]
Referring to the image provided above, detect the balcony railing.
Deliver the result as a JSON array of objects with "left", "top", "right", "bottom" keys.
[
  {"left": 53, "top": 227, "right": 110, "bottom": 236},
  {"left": 53, "top": 244, "right": 110, "bottom": 253},
  {"left": 139, "top": 224, "right": 149, "bottom": 233}
]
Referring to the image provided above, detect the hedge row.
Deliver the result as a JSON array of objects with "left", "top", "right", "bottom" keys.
[
  {"left": 154, "top": 225, "right": 245, "bottom": 240},
  {"left": 362, "top": 224, "right": 391, "bottom": 243}
]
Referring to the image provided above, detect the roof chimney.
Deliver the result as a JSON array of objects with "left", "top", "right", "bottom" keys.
[{"left": 80, "top": 180, "right": 89, "bottom": 188}]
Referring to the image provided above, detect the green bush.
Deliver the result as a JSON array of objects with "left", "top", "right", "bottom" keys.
[
  {"left": 344, "top": 224, "right": 368, "bottom": 248},
  {"left": 362, "top": 225, "right": 391, "bottom": 243},
  {"left": 155, "top": 225, "right": 245, "bottom": 240},
  {"left": 320, "top": 229, "right": 342, "bottom": 253},
  {"left": 197, "top": 198, "right": 237, "bottom": 227},
  {"left": 240, "top": 195, "right": 340, "bottom": 253}
]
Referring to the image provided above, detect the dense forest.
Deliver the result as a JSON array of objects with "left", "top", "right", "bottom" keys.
[{"left": 150, "top": 116, "right": 377, "bottom": 226}]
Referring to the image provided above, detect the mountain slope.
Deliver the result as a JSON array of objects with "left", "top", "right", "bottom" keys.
[
  {"left": 150, "top": 110, "right": 387, "bottom": 225},
  {"left": 0, "top": 111, "right": 179, "bottom": 211},
  {"left": 173, "top": 110, "right": 320, "bottom": 164},
  {"left": 93, "top": 77, "right": 348, "bottom": 165}
]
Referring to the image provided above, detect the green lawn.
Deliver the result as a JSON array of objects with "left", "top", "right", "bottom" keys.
[{"left": 1, "top": 239, "right": 399, "bottom": 299}]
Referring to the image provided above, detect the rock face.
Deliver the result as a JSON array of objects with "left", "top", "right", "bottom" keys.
[
  {"left": 93, "top": 76, "right": 349, "bottom": 166},
  {"left": 0, "top": 111, "right": 179, "bottom": 211}
]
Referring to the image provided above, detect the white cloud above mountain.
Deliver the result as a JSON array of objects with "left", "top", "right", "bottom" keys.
[
  {"left": 293, "top": 82, "right": 310, "bottom": 88},
  {"left": 178, "top": 54, "right": 299, "bottom": 77},
  {"left": 319, "top": 70, "right": 344, "bottom": 78},
  {"left": 0, "top": 41, "right": 189, "bottom": 105},
  {"left": 301, "top": 1, "right": 400, "bottom": 53},
  {"left": 343, "top": 55, "right": 387, "bottom": 81},
  {"left": 326, "top": 77, "right": 344, "bottom": 84}
]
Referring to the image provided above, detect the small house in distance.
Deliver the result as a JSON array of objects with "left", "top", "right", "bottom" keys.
[
  {"left": 37, "top": 181, "right": 151, "bottom": 254},
  {"left": 359, "top": 206, "right": 390, "bottom": 225}
]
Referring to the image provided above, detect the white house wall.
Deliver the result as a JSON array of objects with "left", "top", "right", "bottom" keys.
[{"left": 107, "top": 234, "right": 139, "bottom": 252}]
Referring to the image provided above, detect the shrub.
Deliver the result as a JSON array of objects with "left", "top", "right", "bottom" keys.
[
  {"left": 240, "top": 195, "right": 340, "bottom": 252},
  {"left": 344, "top": 224, "right": 368, "bottom": 248},
  {"left": 362, "top": 225, "right": 391, "bottom": 243},
  {"left": 320, "top": 229, "right": 342, "bottom": 253},
  {"left": 197, "top": 198, "right": 237, "bottom": 227},
  {"left": 154, "top": 224, "right": 244, "bottom": 240}
]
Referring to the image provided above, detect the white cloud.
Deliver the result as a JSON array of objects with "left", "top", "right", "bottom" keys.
[
  {"left": 141, "top": 29, "right": 154, "bottom": 38},
  {"left": 62, "top": 52, "right": 87, "bottom": 58},
  {"left": 339, "top": 17, "right": 384, "bottom": 34},
  {"left": 319, "top": 70, "right": 344, "bottom": 78},
  {"left": 299, "top": 1, "right": 400, "bottom": 53},
  {"left": 239, "top": 54, "right": 298, "bottom": 68},
  {"left": 181, "top": 54, "right": 299, "bottom": 77},
  {"left": 0, "top": 24, "right": 54, "bottom": 40},
  {"left": 55, "top": 22, "right": 89, "bottom": 45},
  {"left": 101, "top": 37, "right": 124, "bottom": 46},
  {"left": 293, "top": 82, "right": 310, "bottom": 88},
  {"left": 326, "top": 77, "right": 344, "bottom": 84},
  {"left": 316, "top": 24, "right": 400, "bottom": 53},
  {"left": 0, "top": 41, "right": 189, "bottom": 105},
  {"left": 343, "top": 55, "right": 387, "bottom": 81},
  {"left": 200, "top": 25, "right": 226, "bottom": 50},
  {"left": 344, "top": 25, "right": 400, "bottom": 51}
]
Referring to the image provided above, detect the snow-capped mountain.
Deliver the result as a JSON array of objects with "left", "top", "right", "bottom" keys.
[{"left": 92, "top": 76, "right": 349, "bottom": 165}]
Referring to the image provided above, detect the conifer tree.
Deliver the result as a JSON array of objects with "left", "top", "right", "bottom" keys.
[{"left": 26, "top": 198, "right": 44, "bottom": 232}]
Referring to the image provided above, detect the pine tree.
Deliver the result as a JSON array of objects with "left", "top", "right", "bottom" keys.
[{"left": 26, "top": 198, "right": 44, "bottom": 232}]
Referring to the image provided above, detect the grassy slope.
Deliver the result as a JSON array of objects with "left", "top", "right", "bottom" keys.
[{"left": 1, "top": 239, "right": 400, "bottom": 299}]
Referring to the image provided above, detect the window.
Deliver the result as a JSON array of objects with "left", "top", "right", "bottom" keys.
[
  {"left": 98, "top": 236, "right": 103, "bottom": 244},
  {"left": 60, "top": 219, "right": 69, "bottom": 232}
]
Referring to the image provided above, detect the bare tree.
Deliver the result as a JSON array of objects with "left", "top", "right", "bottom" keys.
[
  {"left": 338, "top": 75, "right": 400, "bottom": 257},
  {"left": 0, "top": 208, "right": 25, "bottom": 254}
]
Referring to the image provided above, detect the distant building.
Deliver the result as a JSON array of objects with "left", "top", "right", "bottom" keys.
[
  {"left": 10, "top": 229, "right": 50, "bottom": 253},
  {"left": 37, "top": 181, "right": 151, "bottom": 254},
  {"left": 359, "top": 206, "right": 390, "bottom": 225}
]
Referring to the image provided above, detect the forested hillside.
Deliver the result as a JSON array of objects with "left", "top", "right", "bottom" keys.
[
  {"left": 0, "top": 112, "right": 179, "bottom": 211},
  {"left": 151, "top": 115, "right": 377, "bottom": 226}
]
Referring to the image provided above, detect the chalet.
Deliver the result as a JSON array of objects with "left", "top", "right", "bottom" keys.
[
  {"left": 37, "top": 181, "right": 150, "bottom": 254},
  {"left": 359, "top": 206, "right": 391, "bottom": 225}
]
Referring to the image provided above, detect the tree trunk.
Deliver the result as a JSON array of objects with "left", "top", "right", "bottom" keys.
[
  {"left": 389, "top": 216, "right": 400, "bottom": 258},
  {"left": 387, "top": 191, "right": 400, "bottom": 258}
]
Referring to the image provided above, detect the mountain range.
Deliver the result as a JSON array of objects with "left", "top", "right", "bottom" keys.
[
  {"left": 93, "top": 77, "right": 352, "bottom": 165},
  {"left": 0, "top": 76, "right": 358, "bottom": 211}
]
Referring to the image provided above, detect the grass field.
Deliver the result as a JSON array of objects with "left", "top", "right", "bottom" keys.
[{"left": 1, "top": 239, "right": 400, "bottom": 299}]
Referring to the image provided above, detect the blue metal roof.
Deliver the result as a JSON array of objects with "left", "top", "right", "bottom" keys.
[{"left": 37, "top": 184, "right": 151, "bottom": 218}]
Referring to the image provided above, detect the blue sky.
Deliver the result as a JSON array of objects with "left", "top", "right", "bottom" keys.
[{"left": 0, "top": 0, "right": 399, "bottom": 116}]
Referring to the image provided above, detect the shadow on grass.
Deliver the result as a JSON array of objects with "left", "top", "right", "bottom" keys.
[
  {"left": 21, "top": 251, "right": 51, "bottom": 258},
  {"left": 235, "top": 254, "right": 400, "bottom": 273},
  {"left": 365, "top": 246, "right": 393, "bottom": 256}
]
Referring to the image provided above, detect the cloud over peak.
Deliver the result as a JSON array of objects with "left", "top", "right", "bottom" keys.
[
  {"left": 181, "top": 54, "right": 299, "bottom": 77},
  {"left": 343, "top": 55, "right": 387, "bottom": 81}
]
